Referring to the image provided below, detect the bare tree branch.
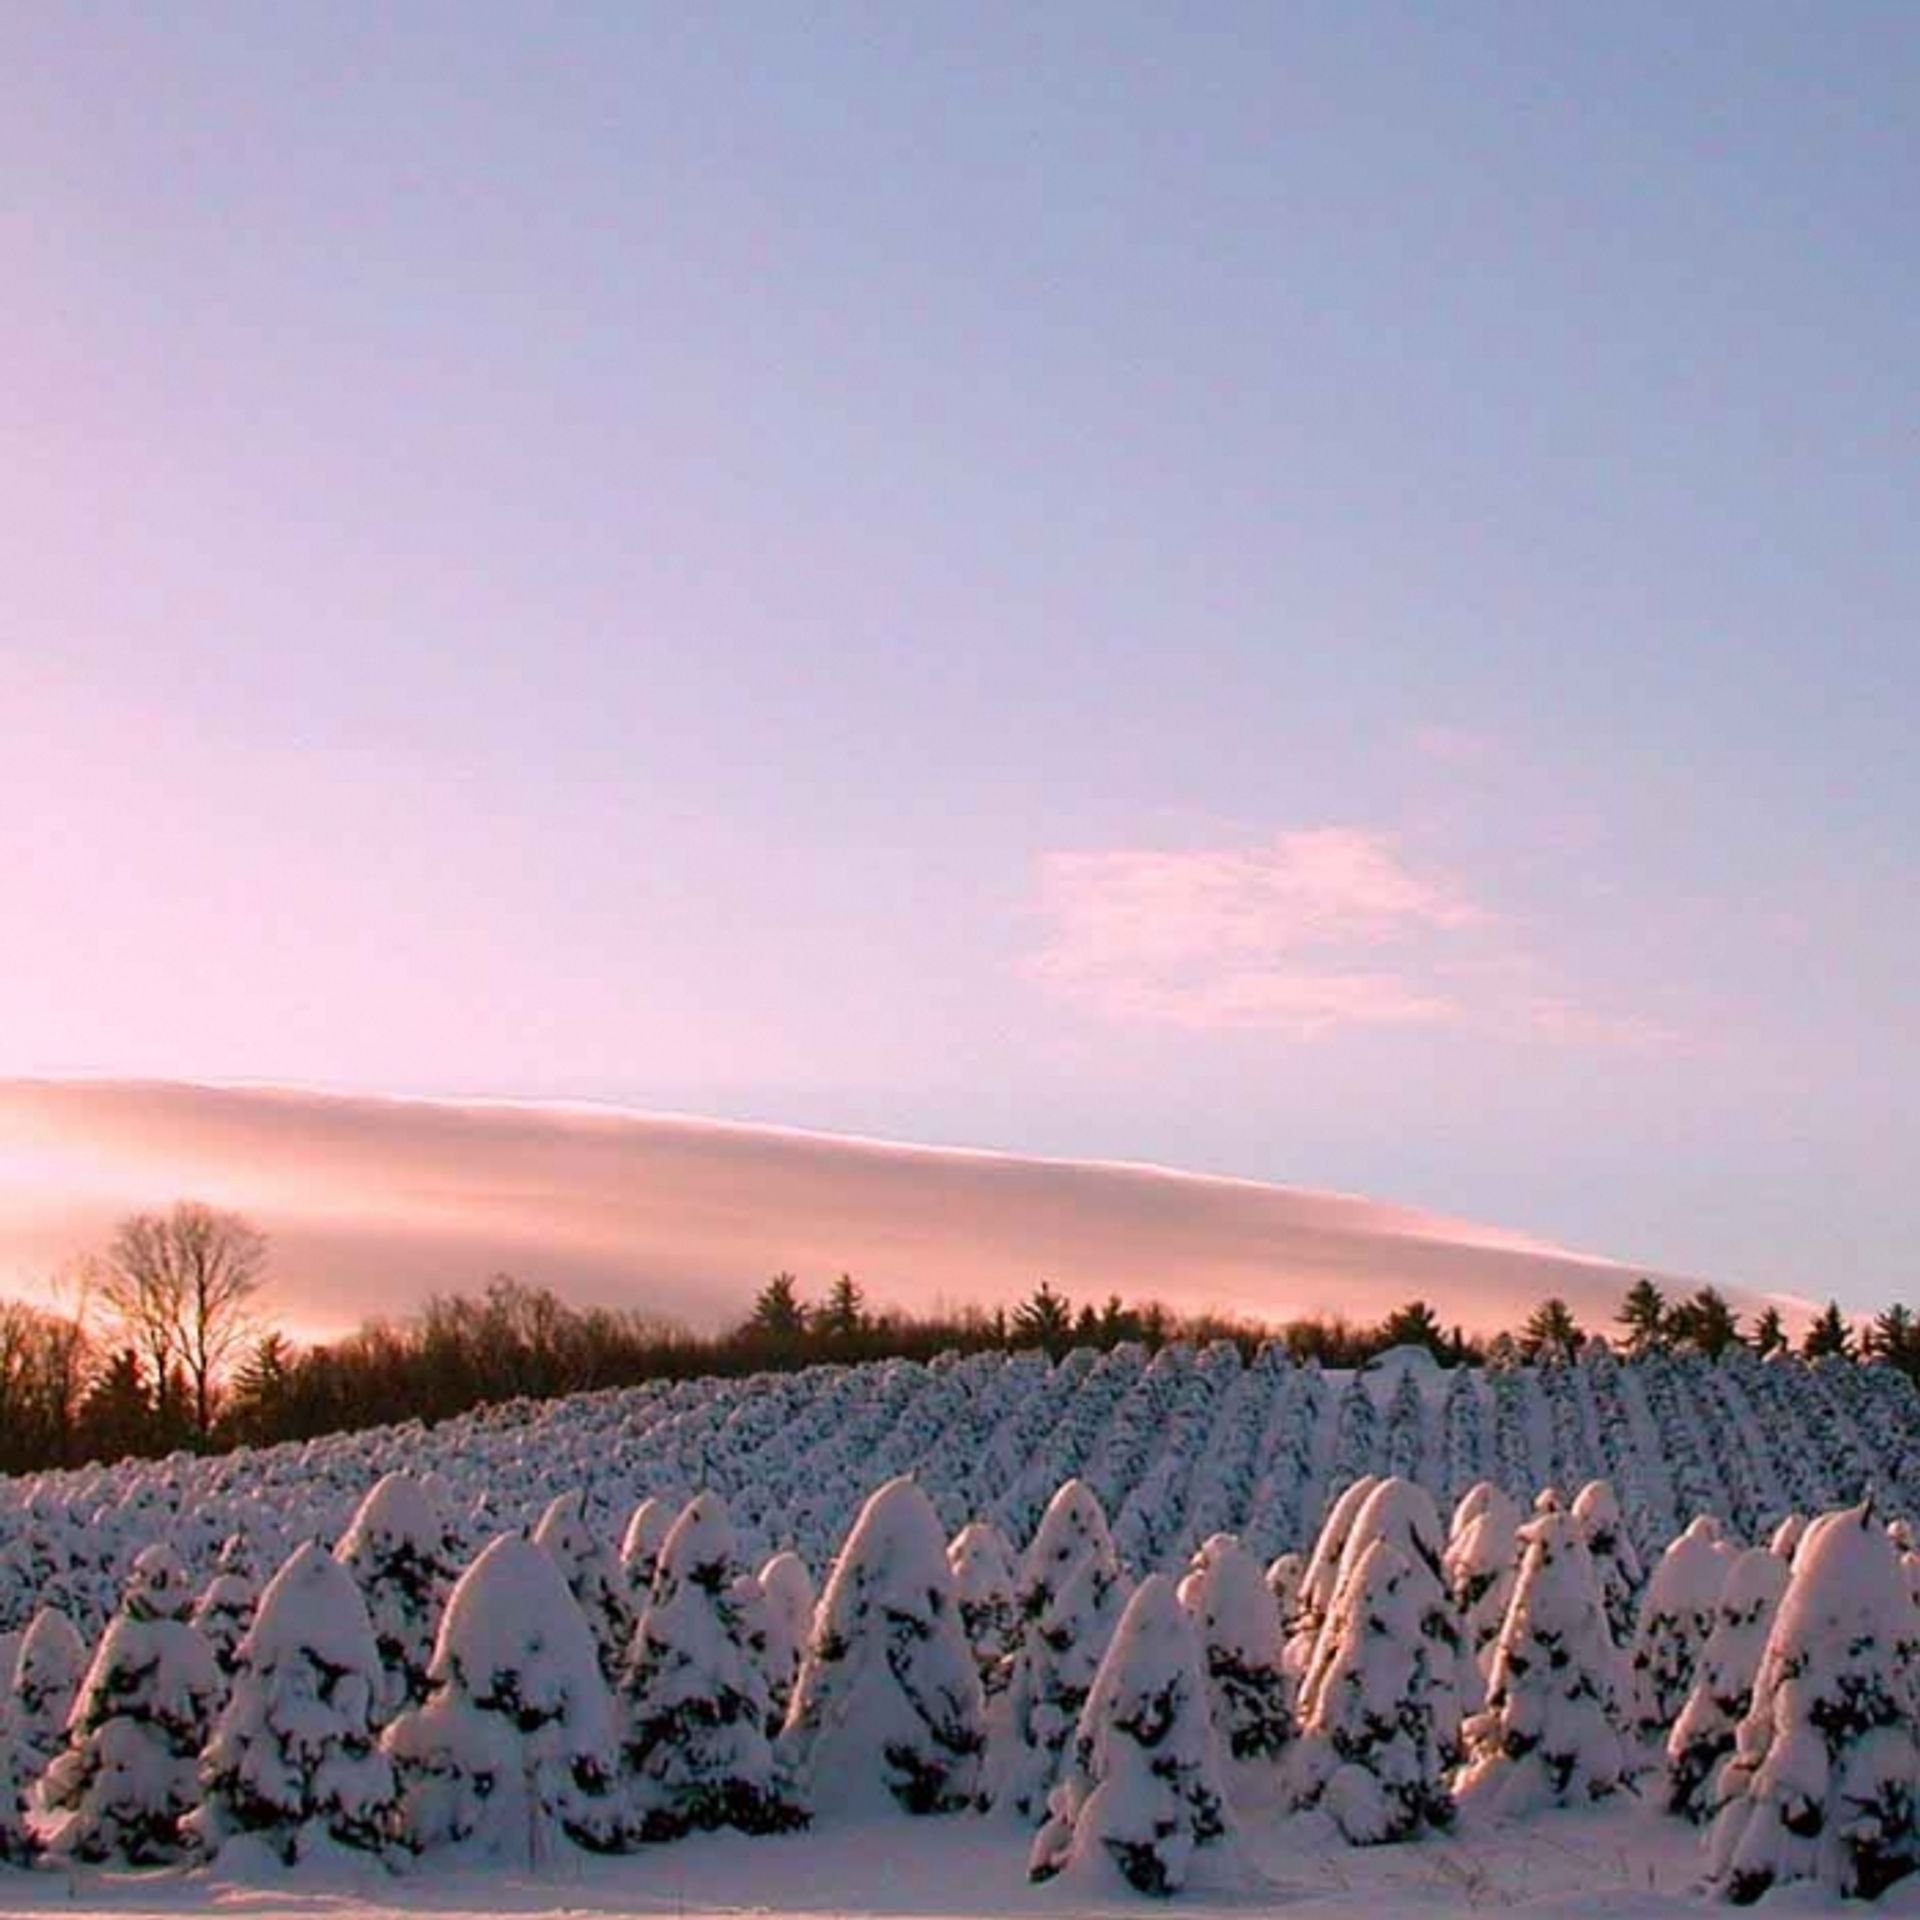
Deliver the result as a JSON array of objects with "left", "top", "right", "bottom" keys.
[{"left": 100, "top": 1201, "right": 268, "bottom": 1441}]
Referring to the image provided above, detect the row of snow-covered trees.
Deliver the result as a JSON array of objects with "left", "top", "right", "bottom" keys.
[
  {"left": 8, "top": 1338, "right": 1920, "bottom": 1658},
  {"left": 4, "top": 1455, "right": 1919, "bottom": 1904},
  {"left": 18, "top": 1193, "right": 1920, "bottom": 1477}
]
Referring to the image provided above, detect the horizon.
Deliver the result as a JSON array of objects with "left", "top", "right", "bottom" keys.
[
  {"left": 6, "top": 8, "right": 1918, "bottom": 1319},
  {"left": 1, "top": 1076, "right": 1824, "bottom": 1350}
]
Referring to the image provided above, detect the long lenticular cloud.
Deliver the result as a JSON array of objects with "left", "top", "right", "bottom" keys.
[{"left": 0, "top": 1078, "right": 1698, "bottom": 1341}]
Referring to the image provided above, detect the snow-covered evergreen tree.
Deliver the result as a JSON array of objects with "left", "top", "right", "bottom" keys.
[
  {"left": 1707, "top": 1501, "right": 1920, "bottom": 1904},
  {"left": 948, "top": 1520, "right": 1018, "bottom": 1700},
  {"left": 1440, "top": 1366, "right": 1485, "bottom": 1507},
  {"left": 1768, "top": 1512, "right": 1806, "bottom": 1560},
  {"left": 1303, "top": 1480, "right": 1466, "bottom": 1743},
  {"left": 756, "top": 1552, "right": 814, "bottom": 1733},
  {"left": 1264, "top": 1552, "right": 1304, "bottom": 1633},
  {"left": 1631, "top": 1514, "right": 1734, "bottom": 1741},
  {"left": 1325, "top": 1382, "right": 1379, "bottom": 1518},
  {"left": 1443, "top": 1482, "right": 1522, "bottom": 1684},
  {"left": 1012, "top": 1478, "right": 1114, "bottom": 1625},
  {"left": 1292, "top": 1479, "right": 1463, "bottom": 1842},
  {"left": 36, "top": 1545, "right": 222, "bottom": 1864},
  {"left": 1455, "top": 1509, "right": 1630, "bottom": 1815},
  {"left": 123, "top": 1539, "right": 199, "bottom": 1621},
  {"left": 1571, "top": 1478, "right": 1642, "bottom": 1646},
  {"left": 382, "top": 1533, "right": 620, "bottom": 1863},
  {"left": 191, "top": 1539, "right": 262, "bottom": 1684},
  {"left": 619, "top": 1497, "right": 674, "bottom": 1604},
  {"left": 532, "top": 1489, "right": 635, "bottom": 1687},
  {"left": 1380, "top": 1362, "right": 1429, "bottom": 1483},
  {"left": 1665, "top": 1545, "right": 1788, "bottom": 1822},
  {"left": 1029, "top": 1575, "right": 1232, "bottom": 1897},
  {"left": 997, "top": 1481, "right": 1130, "bottom": 1822},
  {"left": 333, "top": 1472, "right": 462, "bottom": 1724},
  {"left": 620, "top": 1492, "right": 801, "bottom": 1839},
  {"left": 779, "top": 1476, "right": 984, "bottom": 1817},
  {"left": 1182, "top": 1537, "right": 1290, "bottom": 1778},
  {"left": 8, "top": 1607, "right": 88, "bottom": 1776},
  {"left": 190, "top": 1542, "right": 396, "bottom": 1866},
  {"left": 1286, "top": 1475, "right": 1379, "bottom": 1672},
  {"left": 1290, "top": 1538, "right": 1454, "bottom": 1842}
]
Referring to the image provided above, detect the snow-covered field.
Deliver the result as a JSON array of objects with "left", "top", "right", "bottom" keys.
[
  {"left": 1, "top": 1798, "right": 1718, "bottom": 1920},
  {"left": 4, "top": 1342, "right": 1920, "bottom": 1916}
]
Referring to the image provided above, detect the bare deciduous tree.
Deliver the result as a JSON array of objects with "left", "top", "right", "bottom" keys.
[{"left": 99, "top": 1202, "right": 267, "bottom": 1441}]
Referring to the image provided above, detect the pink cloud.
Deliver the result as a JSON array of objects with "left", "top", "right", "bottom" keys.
[
  {"left": 1026, "top": 825, "right": 1678, "bottom": 1050},
  {"left": 1026, "top": 828, "right": 1482, "bottom": 1036},
  {"left": 0, "top": 1079, "right": 1709, "bottom": 1340}
]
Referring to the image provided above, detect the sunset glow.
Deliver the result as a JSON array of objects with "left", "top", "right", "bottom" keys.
[
  {"left": 3, "top": 6, "right": 1916, "bottom": 1320},
  {"left": 0, "top": 1078, "right": 1723, "bottom": 1347}
]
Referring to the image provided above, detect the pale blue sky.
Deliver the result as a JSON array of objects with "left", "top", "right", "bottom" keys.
[{"left": 3, "top": 4, "right": 1916, "bottom": 1307}]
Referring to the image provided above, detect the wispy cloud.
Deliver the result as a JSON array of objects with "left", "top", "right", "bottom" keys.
[
  {"left": 1026, "top": 825, "right": 1672, "bottom": 1048},
  {"left": 1025, "top": 828, "right": 1483, "bottom": 1036}
]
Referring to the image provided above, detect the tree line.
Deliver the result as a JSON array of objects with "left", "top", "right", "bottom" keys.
[{"left": 2, "top": 1199, "right": 1917, "bottom": 1476}]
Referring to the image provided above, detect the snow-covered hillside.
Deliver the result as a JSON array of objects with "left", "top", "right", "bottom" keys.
[{"left": 4, "top": 1343, "right": 1916, "bottom": 1645}]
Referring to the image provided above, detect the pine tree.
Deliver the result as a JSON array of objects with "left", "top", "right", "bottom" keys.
[
  {"left": 1455, "top": 1510, "right": 1631, "bottom": 1815},
  {"left": 1520, "top": 1298, "right": 1583, "bottom": 1363},
  {"left": 1571, "top": 1478, "right": 1643, "bottom": 1646},
  {"left": 1299, "top": 1479, "right": 1464, "bottom": 1755},
  {"left": 816, "top": 1275, "right": 868, "bottom": 1348},
  {"left": 1264, "top": 1552, "right": 1304, "bottom": 1633},
  {"left": 1631, "top": 1514, "right": 1734, "bottom": 1740},
  {"left": 532, "top": 1489, "right": 635, "bottom": 1686},
  {"left": 190, "top": 1543, "right": 396, "bottom": 1866},
  {"left": 1287, "top": 1475, "right": 1380, "bottom": 1671},
  {"left": 1183, "top": 1536, "right": 1290, "bottom": 1776},
  {"left": 947, "top": 1520, "right": 1018, "bottom": 1700},
  {"left": 8, "top": 1606, "right": 88, "bottom": 1776},
  {"left": 1866, "top": 1303, "right": 1920, "bottom": 1380},
  {"left": 1615, "top": 1280, "right": 1669, "bottom": 1356},
  {"left": 1667, "top": 1287, "right": 1742, "bottom": 1358},
  {"left": 383, "top": 1534, "right": 621, "bottom": 1862},
  {"left": 1028, "top": 1575, "right": 1232, "bottom": 1896},
  {"left": 334, "top": 1471, "right": 462, "bottom": 1724},
  {"left": 1443, "top": 1483, "right": 1522, "bottom": 1688},
  {"left": 1750, "top": 1306, "right": 1787, "bottom": 1359},
  {"left": 619, "top": 1492, "right": 802, "bottom": 1839},
  {"left": 619, "top": 1496, "right": 674, "bottom": 1605},
  {"left": 1377, "top": 1299, "right": 1448, "bottom": 1358},
  {"left": 1011, "top": 1284, "right": 1075, "bottom": 1360},
  {"left": 191, "top": 1537, "right": 262, "bottom": 1684},
  {"left": 755, "top": 1551, "right": 815, "bottom": 1733},
  {"left": 37, "top": 1545, "right": 222, "bottom": 1864},
  {"left": 1029, "top": 1574, "right": 1236, "bottom": 1889},
  {"left": 998, "top": 1482, "right": 1131, "bottom": 1821},
  {"left": 1665, "top": 1546, "right": 1788, "bottom": 1822},
  {"left": 779, "top": 1477, "right": 984, "bottom": 1817},
  {"left": 1292, "top": 1479, "right": 1464, "bottom": 1841},
  {"left": 1707, "top": 1502, "right": 1920, "bottom": 1903},
  {"left": 1801, "top": 1300, "right": 1854, "bottom": 1361},
  {"left": 1290, "top": 1538, "right": 1455, "bottom": 1842},
  {"left": 745, "top": 1273, "right": 808, "bottom": 1351}
]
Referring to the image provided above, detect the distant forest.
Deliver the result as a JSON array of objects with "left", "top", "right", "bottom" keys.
[{"left": 1, "top": 1199, "right": 1916, "bottom": 1476}]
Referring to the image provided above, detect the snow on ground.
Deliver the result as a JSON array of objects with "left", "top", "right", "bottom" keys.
[{"left": 0, "top": 1796, "right": 1712, "bottom": 1920}]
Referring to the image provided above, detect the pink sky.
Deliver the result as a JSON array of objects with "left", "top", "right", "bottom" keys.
[
  {"left": 0, "top": 1078, "right": 1771, "bottom": 1346},
  {"left": 4, "top": 9, "right": 1917, "bottom": 1315}
]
